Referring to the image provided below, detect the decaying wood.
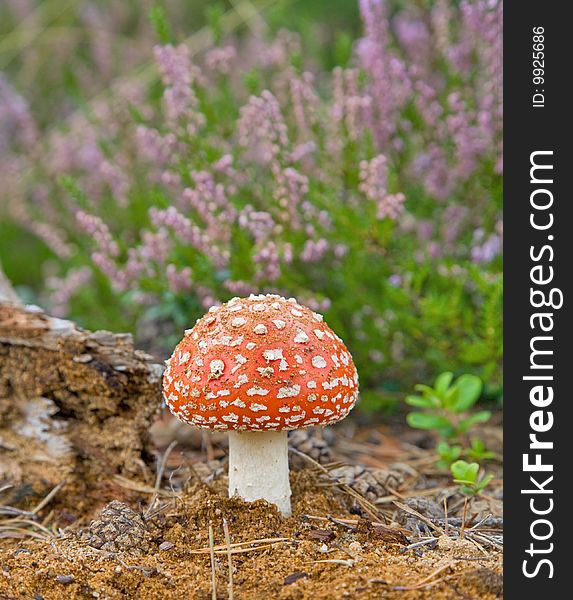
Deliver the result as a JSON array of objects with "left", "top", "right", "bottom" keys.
[{"left": 0, "top": 301, "right": 163, "bottom": 501}]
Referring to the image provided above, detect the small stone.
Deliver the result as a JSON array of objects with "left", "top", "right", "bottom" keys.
[
  {"left": 348, "top": 541, "right": 362, "bottom": 554},
  {"left": 55, "top": 575, "right": 74, "bottom": 584},
  {"left": 159, "top": 541, "right": 174, "bottom": 551},
  {"left": 284, "top": 572, "right": 308, "bottom": 585}
]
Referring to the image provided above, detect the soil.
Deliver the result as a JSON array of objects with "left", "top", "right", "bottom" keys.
[{"left": 0, "top": 459, "right": 502, "bottom": 600}]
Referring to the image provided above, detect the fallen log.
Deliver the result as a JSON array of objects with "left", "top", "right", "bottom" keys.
[{"left": 0, "top": 297, "right": 163, "bottom": 506}]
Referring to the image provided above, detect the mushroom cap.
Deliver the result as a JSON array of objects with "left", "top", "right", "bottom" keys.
[{"left": 162, "top": 294, "right": 359, "bottom": 431}]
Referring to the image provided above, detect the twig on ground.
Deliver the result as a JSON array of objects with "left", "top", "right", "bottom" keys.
[
  {"left": 393, "top": 501, "right": 444, "bottom": 535},
  {"left": 312, "top": 559, "right": 354, "bottom": 567},
  {"left": 399, "top": 538, "right": 437, "bottom": 554},
  {"left": 146, "top": 441, "right": 177, "bottom": 517},
  {"left": 208, "top": 523, "right": 217, "bottom": 600},
  {"left": 460, "top": 497, "right": 468, "bottom": 540}
]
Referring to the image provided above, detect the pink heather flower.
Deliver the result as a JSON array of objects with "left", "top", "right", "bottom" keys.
[
  {"left": 28, "top": 222, "right": 74, "bottom": 259},
  {"left": 253, "top": 241, "right": 281, "bottom": 281},
  {"left": 300, "top": 238, "right": 329, "bottom": 263},
  {"left": 76, "top": 210, "right": 119, "bottom": 256},
  {"left": 238, "top": 90, "right": 289, "bottom": 163},
  {"left": 359, "top": 155, "right": 405, "bottom": 220},
  {"left": 0, "top": 75, "right": 37, "bottom": 151},
  {"left": 289, "top": 71, "right": 319, "bottom": 141},
  {"left": 205, "top": 45, "right": 237, "bottom": 75},
  {"left": 46, "top": 266, "right": 92, "bottom": 317},
  {"left": 166, "top": 263, "right": 193, "bottom": 292},
  {"left": 153, "top": 44, "right": 205, "bottom": 134},
  {"left": 272, "top": 166, "right": 308, "bottom": 228}
]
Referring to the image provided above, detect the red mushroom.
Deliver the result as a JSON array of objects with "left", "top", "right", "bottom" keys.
[{"left": 162, "top": 294, "right": 359, "bottom": 516}]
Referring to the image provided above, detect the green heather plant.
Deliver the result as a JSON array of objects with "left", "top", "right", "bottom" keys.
[
  {"left": 0, "top": 0, "right": 503, "bottom": 405},
  {"left": 450, "top": 460, "right": 493, "bottom": 497}
]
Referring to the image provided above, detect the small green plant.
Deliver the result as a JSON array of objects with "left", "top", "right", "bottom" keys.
[
  {"left": 450, "top": 460, "right": 493, "bottom": 496},
  {"left": 406, "top": 372, "right": 495, "bottom": 468},
  {"left": 465, "top": 437, "right": 497, "bottom": 462},
  {"left": 436, "top": 441, "right": 462, "bottom": 470}
]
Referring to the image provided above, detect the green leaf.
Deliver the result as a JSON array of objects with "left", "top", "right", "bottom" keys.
[
  {"left": 476, "top": 474, "right": 494, "bottom": 493},
  {"left": 405, "top": 395, "right": 436, "bottom": 408},
  {"left": 452, "top": 375, "right": 483, "bottom": 412},
  {"left": 436, "top": 442, "right": 462, "bottom": 469},
  {"left": 458, "top": 411, "right": 492, "bottom": 433},
  {"left": 149, "top": 4, "right": 173, "bottom": 44},
  {"left": 407, "top": 412, "right": 453, "bottom": 432},
  {"left": 434, "top": 372, "right": 454, "bottom": 396},
  {"left": 450, "top": 460, "right": 479, "bottom": 484},
  {"left": 414, "top": 384, "right": 435, "bottom": 396}
]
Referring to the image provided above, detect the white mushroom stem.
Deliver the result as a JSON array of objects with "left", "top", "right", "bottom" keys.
[{"left": 228, "top": 430, "right": 292, "bottom": 517}]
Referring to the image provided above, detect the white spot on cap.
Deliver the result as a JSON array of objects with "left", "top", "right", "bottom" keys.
[
  {"left": 231, "top": 399, "right": 246, "bottom": 408},
  {"left": 178, "top": 351, "right": 190, "bottom": 365},
  {"left": 286, "top": 413, "right": 306, "bottom": 423},
  {"left": 313, "top": 312, "right": 324, "bottom": 322},
  {"left": 209, "top": 359, "right": 225, "bottom": 378},
  {"left": 246, "top": 342, "right": 256, "bottom": 351},
  {"left": 279, "top": 359, "right": 289, "bottom": 371},
  {"left": 247, "top": 387, "right": 269, "bottom": 396},
  {"left": 252, "top": 303, "right": 266, "bottom": 312},
  {"left": 263, "top": 349, "right": 283, "bottom": 361},
  {"left": 291, "top": 309, "right": 303, "bottom": 317},
  {"left": 249, "top": 403, "right": 268, "bottom": 412},
  {"left": 307, "top": 381, "right": 317, "bottom": 389},
  {"left": 294, "top": 331, "right": 310, "bottom": 343},
  {"left": 312, "top": 356, "right": 327, "bottom": 369},
  {"left": 222, "top": 413, "right": 239, "bottom": 423},
  {"left": 254, "top": 324, "right": 268, "bottom": 335},
  {"left": 229, "top": 304, "right": 243, "bottom": 312},
  {"left": 195, "top": 357, "right": 204, "bottom": 367},
  {"left": 257, "top": 366, "right": 274, "bottom": 378},
  {"left": 232, "top": 317, "right": 246, "bottom": 327},
  {"left": 314, "top": 329, "right": 325, "bottom": 340},
  {"left": 277, "top": 384, "right": 301, "bottom": 398},
  {"left": 294, "top": 355, "right": 303, "bottom": 364},
  {"left": 256, "top": 416, "right": 271, "bottom": 423},
  {"left": 272, "top": 319, "right": 286, "bottom": 330},
  {"left": 234, "top": 374, "right": 249, "bottom": 387},
  {"left": 278, "top": 406, "right": 291, "bottom": 413},
  {"left": 271, "top": 302, "right": 281, "bottom": 310}
]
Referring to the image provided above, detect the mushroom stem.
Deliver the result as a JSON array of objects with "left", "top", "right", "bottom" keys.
[{"left": 227, "top": 430, "right": 291, "bottom": 517}]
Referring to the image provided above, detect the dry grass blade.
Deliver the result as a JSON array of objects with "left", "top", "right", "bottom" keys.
[
  {"left": 312, "top": 559, "right": 354, "bottom": 567},
  {"left": 0, "top": 480, "right": 65, "bottom": 541},
  {"left": 189, "top": 537, "right": 291, "bottom": 554},
  {"left": 114, "top": 475, "right": 177, "bottom": 497},
  {"left": 290, "top": 448, "right": 385, "bottom": 523},
  {"left": 378, "top": 560, "right": 457, "bottom": 591},
  {"left": 208, "top": 523, "right": 217, "bottom": 600},
  {"left": 223, "top": 518, "right": 234, "bottom": 600},
  {"left": 31, "top": 480, "right": 66, "bottom": 515},
  {"left": 146, "top": 440, "right": 178, "bottom": 517}
]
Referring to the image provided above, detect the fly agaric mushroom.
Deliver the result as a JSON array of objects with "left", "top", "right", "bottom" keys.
[{"left": 162, "top": 294, "right": 358, "bottom": 516}]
